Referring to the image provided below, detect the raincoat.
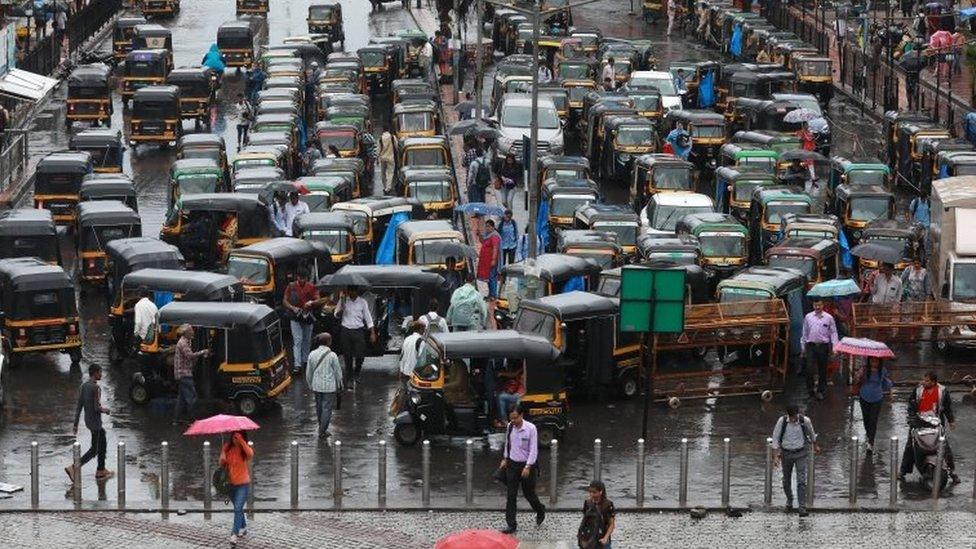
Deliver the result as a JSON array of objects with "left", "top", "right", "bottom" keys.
[
  {"left": 446, "top": 283, "right": 487, "bottom": 330},
  {"left": 202, "top": 44, "right": 226, "bottom": 73}
]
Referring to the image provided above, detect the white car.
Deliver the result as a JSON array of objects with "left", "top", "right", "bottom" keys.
[
  {"left": 640, "top": 192, "right": 715, "bottom": 237},
  {"left": 495, "top": 94, "right": 564, "bottom": 162},
  {"left": 628, "top": 71, "right": 683, "bottom": 111}
]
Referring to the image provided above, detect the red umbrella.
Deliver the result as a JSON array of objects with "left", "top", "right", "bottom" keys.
[
  {"left": 929, "top": 30, "right": 952, "bottom": 50},
  {"left": 183, "top": 414, "right": 260, "bottom": 436},
  {"left": 434, "top": 529, "right": 518, "bottom": 549},
  {"left": 833, "top": 337, "right": 895, "bottom": 359}
]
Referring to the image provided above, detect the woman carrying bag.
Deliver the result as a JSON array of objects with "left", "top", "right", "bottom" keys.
[
  {"left": 220, "top": 431, "right": 254, "bottom": 546},
  {"left": 853, "top": 357, "right": 893, "bottom": 453}
]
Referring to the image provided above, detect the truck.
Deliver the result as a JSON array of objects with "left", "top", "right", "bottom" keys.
[{"left": 929, "top": 176, "right": 976, "bottom": 303}]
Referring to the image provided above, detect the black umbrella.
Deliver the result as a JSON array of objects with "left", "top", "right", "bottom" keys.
[
  {"left": 850, "top": 242, "right": 904, "bottom": 264},
  {"left": 448, "top": 118, "right": 493, "bottom": 136},
  {"left": 318, "top": 271, "right": 371, "bottom": 290},
  {"left": 899, "top": 50, "right": 927, "bottom": 73},
  {"left": 778, "top": 149, "right": 828, "bottom": 163}
]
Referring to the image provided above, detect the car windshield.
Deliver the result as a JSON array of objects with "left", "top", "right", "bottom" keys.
[
  {"left": 849, "top": 197, "right": 890, "bottom": 222},
  {"left": 320, "top": 132, "right": 356, "bottom": 150},
  {"left": 630, "top": 76, "right": 676, "bottom": 95},
  {"left": 699, "top": 233, "right": 746, "bottom": 258},
  {"left": 593, "top": 223, "right": 637, "bottom": 246},
  {"left": 652, "top": 205, "right": 713, "bottom": 231},
  {"left": 848, "top": 169, "right": 887, "bottom": 187},
  {"left": 692, "top": 124, "right": 724, "bottom": 139},
  {"left": 719, "top": 287, "right": 773, "bottom": 303},
  {"left": 360, "top": 51, "right": 386, "bottom": 67},
  {"left": 617, "top": 127, "right": 654, "bottom": 146},
  {"left": 399, "top": 112, "right": 433, "bottom": 131},
  {"left": 81, "top": 225, "right": 136, "bottom": 252},
  {"left": 304, "top": 229, "right": 349, "bottom": 253},
  {"left": 405, "top": 148, "right": 446, "bottom": 166},
  {"left": 14, "top": 288, "right": 75, "bottom": 319},
  {"left": 501, "top": 104, "right": 559, "bottom": 129},
  {"left": 413, "top": 239, "right": 459, "bottom": 265},
  {"left": 408, "top": 181, "right": 450, "bottom": 202},
  {"left": 739, "top": 156, "right": 776, "bottom": 173},
  {"left": 177, "top": 174, "right": 219, "bottom": 195},
  {"left": 733, "top": 180, "right": 770, "bottom": 201},
  {"left": 652, "top": 167, "right": 692, "bottom": 190},
  {"left": 227, "top": 255, "right": 270, "bottom": 285},
  {"left": 953, "top": 263, "right": 976, "bottom": 300},
  {"left": 765, "top": 202, "right": 809, "bottom": 224},
  {"left": 551, "top": 195, "right": 595, "bottom": 217},
  {"left": 767, "top": 255, "right": 816, "bottom": 277}
]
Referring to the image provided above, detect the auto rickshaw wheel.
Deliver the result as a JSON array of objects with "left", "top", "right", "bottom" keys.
[
  {"left": 619, "top": 371, "right": 639, "bottom": 399},
  {"left": 129, "top": 382, "right": 149, "bottom": 405},
  {"left": 537, "top": 424, "right": 558, "bottom": 448},
  {"left": 668, "top": 396, "right": 681, "bottom": 409},
  {"left": 760, "top": 390, "right": 774, "bottom": 402},
  {"left": 394, "top": 422, "right": 420, "bottom": 446},
  {"left": 236, "top": 395, "right": 259, "bottom": 416},
  {"left": 68, "top": 348, "right": 82, "bottom": 366}
]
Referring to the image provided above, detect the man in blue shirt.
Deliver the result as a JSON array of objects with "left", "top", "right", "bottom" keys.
[
  {"left": 666, "top": 122, "right": 693, "bottom": 161},
  {"left": 499, "top": 209, "right": 519, "bottom": 264}
]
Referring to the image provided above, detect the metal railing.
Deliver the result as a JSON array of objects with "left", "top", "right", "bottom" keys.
[{"left": 0, "top": 130, "right": 29, "bottom": 194}]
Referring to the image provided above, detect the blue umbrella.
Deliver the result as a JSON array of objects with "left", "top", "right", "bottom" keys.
[
  {"left": 455, "top": 202, "right": 505, "bottom": 216},
  {"left": 807, "top": 278, "right": 861, "bottom": 299}
]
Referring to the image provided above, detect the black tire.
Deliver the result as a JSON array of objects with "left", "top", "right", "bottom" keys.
[
  {"left": 537, "top": 424, "right": 558, "bottom": 448},
  {"left": 619, "top": 371, "right": 639, "bottom": 399},
  {"left": 236, "top": 395, "right": 259, "bottom": 416},
  {"left": 393, "top": 422, "right": 420, "bottom": 446},
  {"left": 129, "top": 382, "right": 149, "bottom": 405}
]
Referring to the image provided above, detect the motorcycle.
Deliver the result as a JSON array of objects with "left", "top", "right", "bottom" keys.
[{"left": 908, "top": 413, "right": 950, "bottom": 493}]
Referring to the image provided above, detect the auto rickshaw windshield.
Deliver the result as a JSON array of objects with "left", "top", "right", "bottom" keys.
[
  {"left": 500, "top": 274, "right": 546, "bottom": 302},
  {"left": 399, "top": 112, "right": 434, "bottom": 131},
  {"left": 767, "top": 254, "right": 816, "bottom": 276},
  {"left": 652, "top": 167, "right": 692, "bottom": 189},
  {"left": 89, "top": 147, "right": 124, "bottom": 169},
  {"left": 559, "top": 64, "right": 590, "bottom": 79},
  {"left": 862, "top": 235, "right": 908, "bottom": 258},
  {"left": 81, "top": 225, "right": 137, "bottom": 252},
  {"left": 514, "top": 308, "right": 557, "bottom": 339},
  {"left": 305, "top": 229, "right": 349, "bottom": 252},
  {"left": 254, "top": 320, "right": 284, "bottom": 362},
  {"left": 848, "top": 169, "right": 887, "bottom": 186},
  {"left": 952, "top": 264, "right": 976, "bottom": 300},
  {"left": 226, "top": 255, "right": 270, "bottom": 285},
  {"left": 699, "top": 232, "right": 746, "bottom": 257},
  {"left": 13, "top": 288, "right": 75, "bottom": 319},
  {"left": 360, "top": 51, "right": 386, "bottom": 67},
  {"left": 309, "top": 5, "right": 333, "bottom": 18},
  {"left": 719, "top": 286, "right": 773, "bottom": 302},
  {"left": 740, "top": 156, "right": 777, "bottom": 172},
  {"left": 593, "top": 223, "right": 637, "bottom": 245},
  {"left": 68, "top": 85, "right": 105, "bottom": 98},
  {"left": 799, "top": 60, "right": 830, "bottom": 76},
  {"left": 414, "top": 240, "right": 460, "bottom": 265},
  {"left": 177, "top": 174, "right": 220, "bottom": 194},
  {"left": 219, "top": 34, "right": 252, "bottom": 49},
  {"left": 692, "top": 124, "right": 724, "bottom": 139},
  {"left": 301, "top": 194, "right": 331, "bottom": 212},
  {"left": 177, "top": 80, "right": 212, "bottom": 97},
  {"left": 765, "top": 201, "right": 809, "bottom": 224},
  {"left": 551, "top": 195, "right": 594, "bottom": 217},
  {"left": 631, "top": 94, "right": 660, "bottom": 111},
  {"left": 414, "top": 344, "right": 440, "bottom": 381},
  {"left": 408, "top": 181, "right": 450, "bottom": 202},
  {"left": 617, "top": 126, "right": 654, "bottom": 145},
  {"left": 126, "top": 60, "right": 161, "bottom": 77},
  {"left": 567, "top": 87, "right": 590, "bottom": 102},
  {"left": 320, "top": 132, "right": 356, "bottom": 150},
  {"left": 849, "top": 197, "right": 889, "bottom": 222},
  {"left": 5, "top": 237, "right": 58, "bottom": 262},
  {"left": 405, "top": 148, "right": 447, "bottom": 166},
  {"left": 136, "top": 100, "right": 179, "bottom": 118}
]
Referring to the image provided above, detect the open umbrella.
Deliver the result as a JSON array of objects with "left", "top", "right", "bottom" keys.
[
  {"left": 850, "top": 242, "right": 903, "bottom": 264},
  {"left": 807, "top": 278, "right": 861, "bottom": 299},
  {"left": 184, "top": 414, "right": 260, "bottom": 436},
  {"left": 318, "top": 270, "right": 371, "bottom": 290},
  {"left": 448, "top": 118, "right": 493, "bottom": 136},
  {"left": 778, "top": 149, "right": 828, "bottom": 163},
  {"left": 833, "top": 337, "right": 895, "bottom": 358},
  {"left": 783, "top": 108, "right": 821, "bottom": 124},
  {"left": 434, "top": 529, "right": 518, "bottom": 549},
  {"left": 456, "top": 202, "right": 506, "bottom": 216}
]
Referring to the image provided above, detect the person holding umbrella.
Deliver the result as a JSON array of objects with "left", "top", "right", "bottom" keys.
[
  {"left": 220, "top": 430, "right": 253, "bottom": 545},
  {"left": 853, "top": 357, "right": 894, "bottom": 452}
]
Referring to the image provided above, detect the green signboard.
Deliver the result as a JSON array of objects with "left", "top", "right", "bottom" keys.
[{"left": 619, "top": 266, "right": 686, "bottom": 333}]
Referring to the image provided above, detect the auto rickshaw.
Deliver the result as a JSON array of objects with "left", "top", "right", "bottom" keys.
[
  {"left": 570, "top": 28, "right": 602, "bottom": 55},
  {"left": 935, "top": 150, "right": 976, "bottom": 180},
  {"left": 128, "top": 86, "right": 182, "bottom": 148},
  {"left": 232, "top": 148, "right": 287, "bottom": 179},
  {"left": 392, "top": 78, "right": 437, "bottom": 106},
  {"left": 324, "top": 103, "right": 370, "bottom": 131},
  {"left": 392, "top": 102, "right": 439, "bottom": 139},
  {"left": 132, "top": 24, "right": 173, "bottom": 53},
  {"left": 308, "top": 3, "right": 344, "bottom": 46},
  {"left": 793, "top": 55, "right": 832, "bottom": 105},
  {"left": 663, "top": 109, "right": 726, "bottom": 171},
  {"left": 630, "top": 153, "right": 695, "bottom": 210},
  {"left": 0, "top": 258, "right": 81, "bottom": 366},
  {"left": 731, "top": 130, "right": 802, "bottom": 155},
  {"left": 639, "top": 191, "right": 714, "bottom": 237},
  {"left": 69, "top": 129, "right": 123, "bottom": 173},
  {"left": 583, "top": 102, "right": 638, "bottom": 169},
  {"left": 0, "top": 209, "right": 61, "bottom": 266},
  {"left": 314, "top": 122, "right": 361, "bottom": 159},
  {"left": 714, "top": 166, "right": 777, "bottom": 223},
  {"left": 395, "top": 220, "right": 465, "bottom": 270},
  {"left": 393, "top": 330, "right": 565, "bottom": 446},
  {"left": 177, "top": 134, "right": 229, "bottom": 175},
  {"left": 139, "top": 0, "right": 179, "bottom": 18},
  {"left": 227, "top": 238, "right": 334, "bottom": 313},
  {"left": 857, "top": 218, "right": 924, "bottom": 275},
  {"left": 724, "top": 70, "right": 796, "bottom": 108},
  {"left": 573, "top": 203, "right": 639, "bottom": 257},
  {"left": 358, "top": 44, "right": 399, "bottom": 95},
  {"left": 828, "top": 157, "right": 891, "bottom": 194},
  {"left": 539, "top": 155, "right": 591, "bottom": 186},
  {"left": 66, "top": 65, "right": 113, "bottom": 128},
  {"left": 167, "top": 67, "right": 217, "bottom": 130},
  {"left": 401, "top": 167, "right": 456, "bottom": 218},
  {"left": 236, "top": 0, "right": 269, "bottom": 17},
  {"left": 232, "top": 166, "right": 287, "bottom": 194},
  {"left": 829, "top": 184, "right": 894, "bottom": 246},
  {"left": 675, "top": 212, "right": 749, "bottom": 281},
  {"left": 76, "top": 201, "right": 142, "bottom": 285},
  {"left": 623, "top": 88, "right": 663, "bottom": 122},
  {"left": 748, "top": 187, "right": 813, "bottom": 263},
  {"left": 122, "top": 49, "right": 172, "bottom": 103},
  {"left": 292, "top": 211, "right": 356, "bottom": 267},
  {"left": 331, "top": 197, "right": 426, "bottom": 264},
  {"left": 718, "top": 143, "right": 778, "bottom": 174},
  {"left": 600, "top": 115, "right": 658, "bottom": 182},
  {"left": 562, "top": 78, "right": 598, "bottom": 126},
  {"left": 168, "top": 158, "right": 228, "bottom": 213},
  {"left": 293, "top": 175, "right": 354, "bottom": 212},
  {"left": 540, "top": 179, "right": 600, "bottom": 250},
  {"left": 893, "top": 122, "right": 950, "bottom": 190},
  {"left": 34, "top": 150, "right": 93, "bottom": 226},
  {"left": 917, "top": 138, "right": 973, "bottom": 194},
  {"left": 321, "top": 63, "right": 365, "bottom": 94},
  {"left": 113, "top": 16, "right": 147, "bottom": 61},
  {"left": 636, "top": 233, "right": 702, "bottom": 265},
  {"left": 311, "top": 157, "right": 368, "bottom": 198},
  {"left": 498, "top": 253, "right": 603, "bottom": 325},
  {"left": 160, "top": 193, "right": 274, "bottom": 269},
  {"left": 395, "top": 136, "right": 451, "bottom": 186},
  {"left": 80, "top": 175, "right": 138, "bottom": 212},
  {"left": 555, "top": 230, "right": 623, "bottom": 270},
  {"left": 764, "top": 237, "right": 839, "bottom": 289},
  {"left": 217, "top": 21, "right": 256, "bottom": 70},
  {"left": 135, "top": 302, "right": 290, "bottom": 415},
  {"left": 556, "top": 58, "right": 596, "bottom": 82},
  {"left": 108, "top": 269, "right": 242, "bottom": 363},
  {"left": 104, "top": 236, "right": 183, "bottom": 300}
]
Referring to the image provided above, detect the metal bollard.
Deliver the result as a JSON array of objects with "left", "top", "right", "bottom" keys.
[
  {"left": 160, "top": 441, "right": 169, "bottom": 512},
  {"left": 30, "top": 441, "right": 38, "bottom": 509},
  {"left": 378, "top": 440, "right": 387, "bottom": 508},
  {"left": 849, "top": 436, "right": 859, "bottom": 506},
  {"left": 636, "top": 438, "right": 645, "bottom": 507},
  {"left": 290, "top": 440, "right": 299, "bottom": 509},
  {"left": 118, "top": 441, "right": 126, "bottom": 509},
  {"left": 593, "top": 439, "right": 602, "bottom": 482},
  {"left": 764, "top": 438, "right": 773, "bottom": 508},
  {"left": 805, "top": 444, "right": 815, "bottom": 509},
  {"left": 333, "top": 440, "right": 343, "bottom": 507},
  {"left": 247, "top": 441, "right": 254, "bottom": 518},
  {"left": 890, "top": 436, "right": 899, "bottom": 508},
  {"left": 549, "top": 439, "right": 558, "bottom": 506},
  {"left": 72, "top": 441, "right": 81, "bottom": 504},
  {"left": 932, "top": 436, "right": 946, "bottom": 499},
  {"left": 421, "top": 439, "right": 431, "bottom": 507},
  {"left": 465, "top": 439, "right": 474, "bottom": 506},
  {"left": 201, "top": 441, "right": 211, "bottom": 512},
  {"left": 721, "top": 437, "right": 731, "bottom": 508},
  {"left": 678, "top": 438, "right": 689, "bottom": 508}
]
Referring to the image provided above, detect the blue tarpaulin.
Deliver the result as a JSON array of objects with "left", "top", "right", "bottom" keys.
[
  {"left": 839, "top": 229, "right": 853, "bottom": 270},
  {"left": 714, "top": 177, "right": 727, "bottom": 210},
  {"left": 375, "top": 211, "right": 409, "bottom": 264},
  {"left": 537, "top": 199, "right": 550, "bottom": 252},
  {"left": 202, "top": 44, "right": 226, "bottom": 73},
  {"left": 698, "top": 70, "right": 716, "bottom": 108},
  {"left": 939, "top": 163, "right": 950, "bottom": 178},
  {"left": 730, "top": 24, "right": 743, "bottom": 58},
  {"left": 561, "top": 275, "right": 585, "bottom": 293}
]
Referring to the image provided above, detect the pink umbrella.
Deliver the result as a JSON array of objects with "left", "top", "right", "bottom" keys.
[
  {"left": 929, "top": 30, "right": 952, "bottom": 50},
  {"left": 434, "top": 529, "right": 518, "bottom": 549},
  {"left": 183, "top": 414, "right": 260, "bottom": 436},
  {"left": 833, "top": 337, "right": 895, "bottom": 358}
]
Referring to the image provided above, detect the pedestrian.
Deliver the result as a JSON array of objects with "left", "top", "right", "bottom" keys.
[
  {"left": 601, "top": 57, "right": 615, "bottom": 88},
  {"left": 306, "top": 332, "right": 343, "bottom": 438},
  {"left": 235, "top": 94, "right": 252, "bottom": 151},
  {"left": 901, "top": 258, "right": 931, "bottom": 301},
  {"left": 399, "top": 321, "right": 425, "bottom": 383},
  {"left": 283, "top": 190, "right": 310, "bottom": 234},
  {"left": 491, "top": 173, "right": 515, "bottom": 209},
  {"left": 66, "top": 364, "right": 112, "bottom": 483},
  {"left": 668, "top": 0, "right": 679, "bottom": 36},
  {"left": 442, "top": 256, "right": 464, "bottom": 296},
  {"left": 379, "top": 130, "right": 396, "bottom": 194},
  {"left": 220, "top": 430, "right": 254, "bottom": 546},
  {"left": 797, "top": 121, "right": 816, "bottom": 151},
  {"left": 419, "top": 39, "right": 434, "bottom": 82},
  {"left": 666, "top": 122, "right": 692, "bottom": 161},
  {"left": 899, "top": 371, "right": 960, "bottom": 482},
  {"left": 173, "top": 324, "right": 210, "bottom": 423},
  {"left": 455, "top": 91, "right": 476, "bottom": 120},
  {"left": 478, "top": 219, "right": 502, "bottom": 300},
  {"left": 245, "top": 63, "right": 265, "bottom": 103},
  {"left": 433, "top": 30, "right": 450, "bottom": 76},
  {"left": 771, "top": 404, "right": 820, "bottom": 517},
  {"left": 800, "top": 298, "right": 839, "bottom": 400},
  {"left": 499, "top": 152, "right": 522, "bottom": 188},
  {"left": 499, "top": 404, "right": 546, "bottom": 534},
  {"left": 283, "top": 270, "right": 325, "bottom": 374},
  {"left": 269, "top": 190, "right": 288, "bottom": 236},
  {"left": 417, "top": 297, "right": 449, "bottom": 333},
  {"left": 578, "top": 480, "right": 616, "bottom": 549},
  {"left": 132, "top": 286, "right": 158, "bottom": 350},
  {"left": 868, "top": 263, "right": 903, "bottom": 304},
  {"left": 54, "top": 8, "right": 67, "bottom": 45},
  {"left": 537, "top": 63, "right": 552, "bottom": 84},
  {"left": 447, "top": 272, "right": 488, "bottom": 331},
  {"left": 853, "top": 357, "right": 893, "bottom": 452},
  {"left": 334, "top": 285, "right": 377, "bottom": 380},
  {"left": 467, "top": 153, "right": 491, "bottom": 204},
  {"left": 499, "top": 209, "right": 518, "bottom": 265},
  {"left": 360, "top": 128, "right": 378, "bottom": 178},
  {"left": 301, "top": 136, "right": 323, "bottom": 177}
]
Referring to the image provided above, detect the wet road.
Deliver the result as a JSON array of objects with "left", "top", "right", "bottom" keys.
[{"left": 0, "top": 0, "right": 974, "bottom": 511}]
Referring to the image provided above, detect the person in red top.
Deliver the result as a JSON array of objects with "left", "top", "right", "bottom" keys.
[
  {"left": 797, "top": 121, "right": 816, "bottom": 151},
  {"left": 283, "top": 270, "right": 328, "bottom": 374},
  {"left": 220, "top": 431, "right": 254, "bottom": 545},
  {"left": 478, "top": 219, "right": 502, "bottom": 299},
  {"left": 899, "top": 371, "right": 958, "bottom": 482}
]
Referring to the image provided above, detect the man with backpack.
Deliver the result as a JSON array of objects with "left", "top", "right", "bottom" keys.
[
  {"left": 418, "top": 298, "right": 449, "bottom": 334},
  {"left": 306, "top": 333, "right": 343, "bottom": 438},
  {"left": 467, "top": 153, "right": 491, "bottom": 204},
  {"left": 771, "top": 405, "right": 820, "bottom": 516}
]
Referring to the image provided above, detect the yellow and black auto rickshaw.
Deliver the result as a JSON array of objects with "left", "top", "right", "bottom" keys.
[
  {"left": 573, "top": 203, "right": 639, "bottom": 257},
  {"left": 69, "top": 129, "right": 124, "bottom": 174},
  {"left": 128, "top": 86, "right": 182, "bottom": 148},
  {"left": 358, "top": 43, "right": 399, "bottom": 95},
  {"left": 132, "top": 24, "right": 173, "bottom": 53},
  {"left": 140, "top": 0, "right": 180, "bottom": 18},
  {"left": 80, "top": 175, "right": 139, "bottom": 212},
  {"left": 394, "top": 219, "right": 466, "bottom": 270},
  {"left": 227, "top": 237, "right": 334, "bottom": 313},
  {"left": 0, "top": 257, "right": 81, "bottom": 366},
  {"left": 308, "top": 3, "right": 344, "bottom": 46},
  {"left": 331, "top": 197, "right": 426, "bottom": 264},
  {"left": 75, "top": 201, "right": 142, "bottom": 285},
  {"left": 218, "top": 21, "right": 255, "bottom": 70},
  {"left": 292, "top": 211, "right": 357, "bottom": 267},
  {"left": 66, "top": 64, "right": 112, "bottom": 128},
  {"left": 122, "top": 49, "right": 173, "bottom": 103},
  {"left": 167, "top": 66, "right": 217, "bottom": 130},
  {"left": 630, "top": 153, "right": 695, "bottom": 211},
  {"left": 400, "top": 166, "right": 456, "bottom": 218},
  {"left": 0, "top": 209, "right": 61, "bottom": 266},
  {"left": 765, "top": 237, "right": 840, "bottom": 289},
  {"left": 161, "top": 193, "right": 274, "bottom": 269},
  {"left": 34, "top": 151, "right": 93, "bottom": 226},
  {"left": 113, "top": 16, "right": 147, "bottom": 61},
  {"left": 236, "top": 0, "right": 269, "bottom": 17}
]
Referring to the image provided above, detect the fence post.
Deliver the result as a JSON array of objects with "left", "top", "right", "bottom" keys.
[
  {"left": 160, "top": 441, "right": 169, "bottom": 513},
  {"left": 246, "top": 441, "right": 254, "bottom": 518},
  {"left": 678, "top": 438, "right": 689, "bottom": 508},
  {"left": 721, "top": 437, "right": 731, "bottom": 508},
  {"left": 636, "top": 438, "right": 645, "bottom": 507},
  {"left": 378, "top": 440, "right": 387, "bottom": 508},
  {"left": 30, "top": 441, "right": 39, "bottom": 509},
  {"left": 849, "top": 436, "right": 859, "bottom": 506},
  {"left": 764, "top": 438, "right": 773, "bottom": 508},
  {"left": 890, "top": 436, "right": 899, "bottom": 509},
  {"left": 593, "top": 439, "right": 602, "bottom": 482},
  {"left": 201, "top": 441, "right": 211, "bottom": 513},
  {"left": 421, "top": 439, "right": 431, "bottom": 507},
  {"left": 117, "top": 441, "right": 126, "bottom": 509},
  {"left": 805, "top": 444, "right": 814, "bottom": 509},
  {"left": 333, "top": 440, "right": 342, "bottom": 508},
  {"left": 72, "top": 441, "right": 81, "bottom": 505},
  {"left": 549, "top": 439, "right": 558, "bottom": 506},
  {"left": 465, "top": 439, "right": 474, "bottom": 506},
  {"left": 290, "top": 440, "right": 299, "bottom": 509}
]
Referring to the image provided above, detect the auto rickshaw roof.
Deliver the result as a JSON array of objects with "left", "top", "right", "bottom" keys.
[
  {"left": 321, "top": 265, "right": 445, "bottom": 290},
  {"left": 133, "top": 85, "right": 180, "bottom": 102},
  {"left": 651, "top": 191, "right": 713, "bottom": 208},
  {"left": 863, "top": 218, "right": 923, "bottom": 239},
  {"left": 938, "top": 151, "right": 976, "bottom": 165},
  {"left": 834, "top": 184, "right": 891, "bottom": 200},
  {"left": 106, "top": 237, "right": 183, "bottom": 270},
  {"left": 766, "top": 237, "right": 839, "bottom": 259},
  {"left": 70, "top": 128, "right": 123, "bottom": 148},
  {"left": 393, "top": 102, "right": 437, "bottom": 115},
  {"left": 635, "top": 153, "right": 694, "bottom": 169},
  {"left": 358, "top": 43, "right": 394, "bottom": 55},
  {"left": 134, "top": 24, "right": 170, "bottom": 36},
  {"left": 296, "top": 175, "right": 353, "bottom": 191},
  {"left": 313, "top": 156, "right": 366, "bottom": 172},
  {"left": 168, "top": 66, "right": 214, "bottom": 82},
  {"left": 171, "top": 158, "right": 223, "bottom": 175},
  {"left": 637, "top": 234, "right": 701, "bottom": 255},
  {"left": 218, "top": 20, "right": 253, "bottom": 34},
  {"left": 0, "top": 258, "right": 72, "bottom": 292},
  {"left": 0, "top": 209, "right": 55, "bottom": 236},
  {"left": 37, "top": 150, "right": 92, "bottom": 173},
  {"left": 588, "top": 102, "right": 637, "bottom": 118},
  {"left": 397, "top": 220, "right": 459, "bottom": 240},
  {"left": 429, "top": 330, "right": 559, "bottom": 362},
  {"left": 316, "top": 122, "right": 359, "bottom": 135},
  {"left": 718, "top": 266, "right": 807, "bottom": 295},
  {"left": 575, "top": 203, "right": 638, "bottom": 224},
  {"left": 542, "top": 178, "right": 599, "bottom": 194},
  {"left": 123, "top": 268, "right": 242, "bottom": 299},
  {"left": 501, "top": 253, "right": 602, "bottom": 280},
  {"left": 179, "top": 133, "right": 226, "bottom": 149},
  {"left": 675, "top": 212, "right": 747, "bottom": 235},
  {"left": 126, "top": 49, "right": 169, "bottom": 62},
  {"left": 520, "top": 291, "right": 618, "bottom": 322},
  {"left": 558, "top": 229, "right": 619, "bottom": 245},
  {"left": 159, "top": 301, "right": 277, "bottom": 331},
  {"left": 246, "top": 131, "right": 292, "bottom": 147},
  {"left": 755, "top": 187, "right": 812, "bottom": 205},
  {"left": 67, "top": 64, "right": 112, "bottom": 86},
  {"left": 255, "top": 112, "right": 299, "bottom": 125},
  {"left": 293, "top": 211, "right": 355, "bottom": 232},
  {"left": 720, "top": 142, "right": 778, "bottom": 157},
  {"left": 832, "top": 156, "right": 889, "bottom": 173},
  {"left": 398, "top": 135, "right": 449, "bottom": 148},
  {"left": 714, "top": 166, "right": 777, "bottom": 181},
  {"left": 334, "top": 195, "right": 424, "bottom": 217},
  {"left": 178, "top": 193, "right": 268, "bottom": 213},
  {"left": 539, "top": 155, "right": 590, "bottom": 171},
  {"left": 401, "top": 167, "right": 453, "bottom": 183},
  {"left": 730, "top": 70, "right": 796, "bottom": 84},
  {"left": 80, "top": 179, "right": 137, "bottom": 198},
  {"left": 117, "top": 16, "right": 147, "bottom": 29},
  {"left": 78, "top": 201, "right": 140, "bottom": 226},
  {"left": 234, "top": 237, "right": 318, "bottom": 262},
  {"left": 668, "top": 109, "right": 726, "bottom": 124}
]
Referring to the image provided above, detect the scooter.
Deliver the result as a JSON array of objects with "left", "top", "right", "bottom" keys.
[{"left": 909, "top": 413, "right": 951, "bottom": 493}]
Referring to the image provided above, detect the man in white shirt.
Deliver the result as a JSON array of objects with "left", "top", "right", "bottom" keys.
[
  {"left": 418, "top": 297, "right": 449, "bottom": 334},
  {"left": 399, "top": 321, "right": 425, "bottom": 382},
  {"left": 132, "top": 287, "right": 158, "bottom": 349},
  {"left": 283, "top": 190, "right": 310, "bottom": 236},
  {"left": 334, "top": 286, "right": 377, "bottom": 380},
  {"left": 601, "top": 58, "right": 616, "bottom": 89}
]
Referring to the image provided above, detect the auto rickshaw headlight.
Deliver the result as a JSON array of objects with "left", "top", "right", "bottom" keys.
[
  {"left": 852, "top": 230, "right": 862, "bottom": 240},
  {"left": 618, "top": 153, "right": 632, "bottom": 163},
  {"left": 410, "top": 393, "right": 421, "bottom": 405}
]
